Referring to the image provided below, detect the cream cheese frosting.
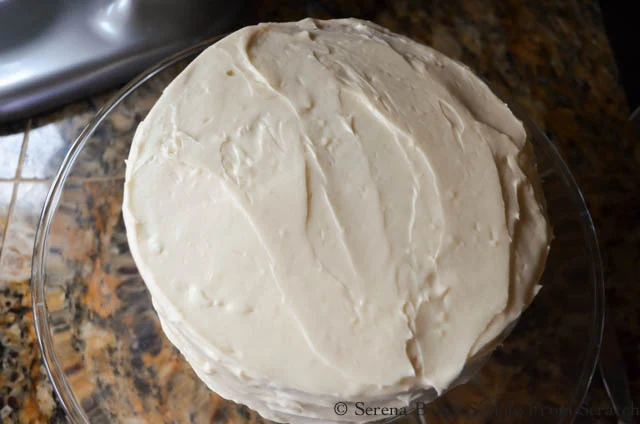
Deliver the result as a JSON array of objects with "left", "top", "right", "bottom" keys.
[{"left": 122, "top": 18, "right": 552, "bottom": 423}]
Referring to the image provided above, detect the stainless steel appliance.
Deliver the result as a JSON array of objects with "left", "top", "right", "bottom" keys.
[{"left": 0, "top": 0, "right": 245, "bottom": 122}]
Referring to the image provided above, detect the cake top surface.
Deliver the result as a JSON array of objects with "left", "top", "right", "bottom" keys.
[{"left": 123, "top": 17, "right": 551, "bottom": 421}]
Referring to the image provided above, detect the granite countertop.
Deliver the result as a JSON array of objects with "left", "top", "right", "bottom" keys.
[{"left": 1, "top": 1, "right": 637, "bottom": 423}]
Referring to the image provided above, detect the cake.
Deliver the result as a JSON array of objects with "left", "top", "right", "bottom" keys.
[{"left": 122, "top": 18, "right": 552, "bottom": 423}]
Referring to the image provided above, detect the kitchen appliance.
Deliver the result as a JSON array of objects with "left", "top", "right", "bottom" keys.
[{"left": 0, "top": 0, "right": 245, "bottom": 122}]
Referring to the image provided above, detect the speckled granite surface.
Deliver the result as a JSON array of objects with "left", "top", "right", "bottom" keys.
[{"left": 1, "top": 1, "right": 637, "bottom": 423}]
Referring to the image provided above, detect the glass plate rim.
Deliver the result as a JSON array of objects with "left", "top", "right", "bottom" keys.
[{"left": 30, "top": 35, "right": 605, "bottom": 424}]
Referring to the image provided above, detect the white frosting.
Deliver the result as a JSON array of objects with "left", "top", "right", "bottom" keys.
[{"left": 123, "top": 18, "right": 551, "bottom": 423}]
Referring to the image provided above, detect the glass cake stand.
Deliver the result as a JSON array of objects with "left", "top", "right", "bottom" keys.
[{"left": 31, "top": 38, "right": 604, "bottom": 424}]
